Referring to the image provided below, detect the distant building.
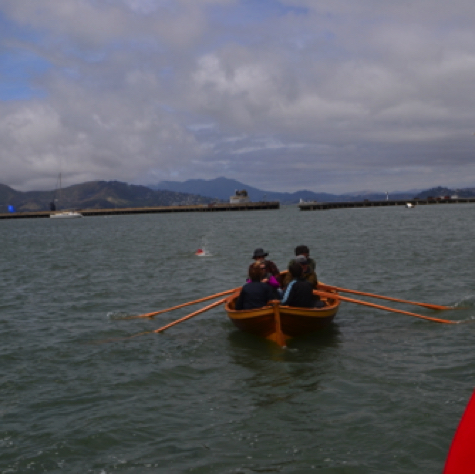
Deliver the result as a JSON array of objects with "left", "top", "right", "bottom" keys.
[{"left": 230, "top": 189, "right": 250, "bottom": 204}]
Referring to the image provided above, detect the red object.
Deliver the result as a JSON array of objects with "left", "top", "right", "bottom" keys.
[
  {"left": 444, "top": 390, "right": 475, "bottom": 473},
  {"left": 195, "top": 249, "right": 203, "bottom": 255}
]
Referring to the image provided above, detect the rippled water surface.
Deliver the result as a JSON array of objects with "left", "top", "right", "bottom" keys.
[{"left": 1, "top": 204, "right": 475, "bottom": 473}]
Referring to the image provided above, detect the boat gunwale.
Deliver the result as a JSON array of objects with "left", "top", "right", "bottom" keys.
[{"left": 224, "top": 291, "right": 340, "bottom": 319}]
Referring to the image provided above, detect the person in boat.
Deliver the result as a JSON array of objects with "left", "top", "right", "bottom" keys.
[
  {"left": 287, "top": 245, "right": 317, "bottom": 277},
  {"left": 236, "top": 262, "right": 276, "bottom": 310},
  {"left": 283, "top": 254, "right": 318, "bottom": 288},
  {"left": 281, "top": 261, "right": 325, "bottom": 308},
  {"left": 294, "top": 245, "right": 317, "bottom": 274},
  {"left": 249, "top": 248, "right": 281, "bottom": 287}
]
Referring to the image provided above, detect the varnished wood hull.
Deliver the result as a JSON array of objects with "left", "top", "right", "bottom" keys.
[{"left": 224, "top": 289, "right": 340, "bottom": 346}]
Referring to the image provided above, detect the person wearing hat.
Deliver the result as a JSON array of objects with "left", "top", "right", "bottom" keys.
[
  {"left": 297, "top": 245, "right": 316, "bottom": 273},
  {"left": 249, "top": 248, "right": 281, "bottom": 287},
  {"left": 283, "top": 253, "right": 318, "bottom": 288},
  {"left": 290, "top": 245, "right": 317, "bottom": 274}
]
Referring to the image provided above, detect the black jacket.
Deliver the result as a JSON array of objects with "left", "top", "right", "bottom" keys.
[
  {"left": 235, "top": 282, "right": 274, "bottom": 310},
  {"left": 282, "top": 278, "right": 315, "bottom": 308}
]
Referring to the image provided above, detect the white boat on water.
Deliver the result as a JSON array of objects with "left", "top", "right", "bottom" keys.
[
  {"left": 49, "top": 169, "right": 83, "bottom": 219},
  {"left": 50, "top": 211, "right": 83, "bottom": 219},
  {"left": 405, "top": 202, "right": 414, "bottom": 209}
]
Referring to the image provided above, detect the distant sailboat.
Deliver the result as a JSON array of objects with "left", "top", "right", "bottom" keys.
[{"left": 50, "top": 170, "right": 83, "bottom": 219}]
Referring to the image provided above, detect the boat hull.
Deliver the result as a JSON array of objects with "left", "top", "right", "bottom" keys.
[{"left": 224, "top": 289, "right": 339, "bottom": 346}]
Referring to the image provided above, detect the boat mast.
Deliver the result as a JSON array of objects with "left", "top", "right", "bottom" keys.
[
  {"left": 59, "top": 172, "right": 62, "bottom": 205},
  {"left": 58, "top": 155, "right": 62, "bottom": 208}
]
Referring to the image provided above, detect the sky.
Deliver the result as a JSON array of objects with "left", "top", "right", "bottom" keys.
[{"left": 1, "top": 0, "right": 475, "bottom": 194}]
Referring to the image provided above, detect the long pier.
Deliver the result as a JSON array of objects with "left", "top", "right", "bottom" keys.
[
  {"left": 0, "top": 201, "right": 279, "bottom": 220},
  {"left": 299, "top": 197, "right": 475, "bottom": 211}
]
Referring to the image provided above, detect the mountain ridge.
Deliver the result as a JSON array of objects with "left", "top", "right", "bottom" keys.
[
  {"left": 0, "top": 181, "right": 217, "bottom": 212},
  {"left": 150, "top": 177, "right": 417, "bottom": 203},
  {"left": 3, "top": 179, "right": 475, "bottom": 213}
]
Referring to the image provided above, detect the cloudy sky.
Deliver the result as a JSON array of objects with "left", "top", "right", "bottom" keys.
[{"left": 1, "top": 0, "right": 475, "bottom": 193}]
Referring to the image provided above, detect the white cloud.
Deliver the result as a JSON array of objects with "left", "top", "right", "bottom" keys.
[{"left": 2, "top": 0, "right": 475, "bottom": 193}]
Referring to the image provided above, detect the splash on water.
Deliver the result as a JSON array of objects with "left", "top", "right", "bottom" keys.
[
  {"left": 195, "top": 236, "right": 213, "bottom": 256},
  {"left": 195, "top": 248, "right": 212, "bottom": 257},
  {"left": 455, "top": 295, "right": 475, "bottom": 308}
]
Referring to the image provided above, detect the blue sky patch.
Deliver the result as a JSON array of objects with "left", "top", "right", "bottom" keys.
[{"left": 0, "top": 49, "right": 50, "bottom": 101}]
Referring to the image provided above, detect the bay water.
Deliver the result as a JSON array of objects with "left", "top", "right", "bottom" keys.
[{"left": 1, "top": 204, "right": 474, "bottom": 473}]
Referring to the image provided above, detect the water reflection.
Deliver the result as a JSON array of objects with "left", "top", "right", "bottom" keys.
[
  {"left": 225, "top": 324, "right": 342, "bottom": 408},
  {"left": 226, "top": 323, "right": 341, "bottom": 358}
]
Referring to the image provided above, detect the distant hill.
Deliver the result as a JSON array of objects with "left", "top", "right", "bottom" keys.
[
  {"left": 152, "top": 177, "right": 343, "bottom": 203},
  {"left": 414, "top": 186, "right": 475, "bottom": 199},
  {"left": 0, "top": 181, "right": 217, "bottom": 213},
  {"left": 0, "top": 184, "right": 21, "bottom": 203},
  {"left": 150, "top": 177, "right": 415, "bottom": 204},
  {"left": 4, "top": 179, "right": 475, "bottom": 213}
]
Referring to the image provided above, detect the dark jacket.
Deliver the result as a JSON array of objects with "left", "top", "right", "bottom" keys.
[
  {"left": 235, "top": 282, "right": 275, "bottom": 310},
  {"left": 288, "top": 257, "right": 316, "bottom": 273},
  {"left": 281, "top": 278, "right": 316, "bottom": 308}
]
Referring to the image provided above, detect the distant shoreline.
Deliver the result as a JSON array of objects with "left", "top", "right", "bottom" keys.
[
  {"left": 0, "top": 201, "right": 280, "bottom": 220},
  {"left": 299, "top": 197, "right": 475, "bottom": 210}
]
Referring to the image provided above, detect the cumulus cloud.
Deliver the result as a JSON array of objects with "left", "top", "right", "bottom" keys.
[{"left": 1, "top": 0, "right": 475, "bottom": 193}]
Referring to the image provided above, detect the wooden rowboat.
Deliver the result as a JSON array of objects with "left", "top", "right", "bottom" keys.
[{"left": 224, "top": 288, "right": 340, "bottom": 347}]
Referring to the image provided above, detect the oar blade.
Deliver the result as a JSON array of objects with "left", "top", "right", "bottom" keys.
[
  {"left": 314, "top": 290, "right": 459, "bottom": 324},
  {"left": 126, "top": 288, "right": 238, "bottom": 320},
  {"left": 320, "top": 284, "right": 453, "bottom": 311}
]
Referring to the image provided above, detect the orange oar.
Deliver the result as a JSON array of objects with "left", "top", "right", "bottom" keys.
[
  {"left": 314, "top": 290, "right": 459, "bottom": 324},
  {"left": 319, "top": 284, "right": 452, "bottom": 311},
  {"left": 95, "top": 297, "right": 228, "bottom": 343},
  {"left": 124, "top": 288, "right": 239, "bottom": 319},
  {"left": 153, "top": 297, "right": 227, "bottom": 333}
]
